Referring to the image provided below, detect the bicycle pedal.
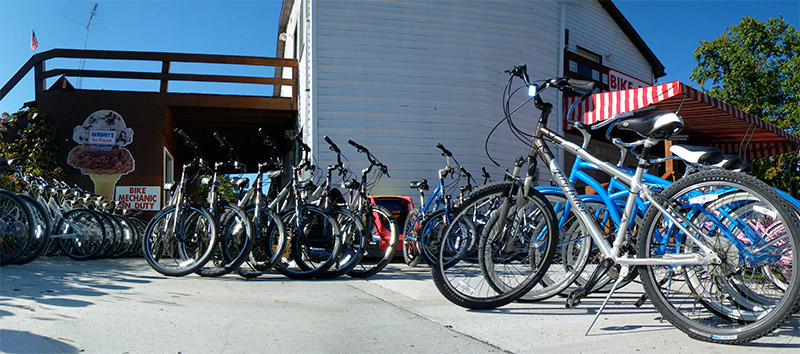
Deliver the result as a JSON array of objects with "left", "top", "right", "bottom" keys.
[
  {"left": 565, "top": 288, "right": 587, "bottom": 309},
  {"left": 634, "top": 293, "right": 648, "bottom": 308}
]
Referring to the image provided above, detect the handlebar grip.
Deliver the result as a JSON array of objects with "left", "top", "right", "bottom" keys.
[
  {"left": 298, "top": 141, "right": 311, "bottom": 152},
  {"left": 174, "top": 128, "right": 196, "bottom": 147},
  {"left": 436, "top": 143, "right": 452, "bottom": 157},
  {"left": 460, "top": 166, "right": 472, "bottom": 180},
  {"left": 348, "top": 139, "right": 367, "bottom": 153},
  {"left": 258, "top": 128, "right": 277, "bottom": 148},
  {"left": 324, "top": 135, "right": 341, "bottom": 153},
  {"left": 213, "top": 132, "right": 233, "bottom": 148}
]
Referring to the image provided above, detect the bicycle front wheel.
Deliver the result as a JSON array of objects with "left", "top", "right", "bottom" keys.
[
  {"left": 0, "top": 190, "right": 34, "bottom": 265},
  {"left": 638, "top": 170, "right": 800, "bottom": 344},
  {"left": 347, "top": 205, "right": 398, "bottom": 278},
  {"left": 402, "top": 208, "right": 423, "bottom": 267},
  {"left": 274, "top": 206, "right": 341, "bottom": 279},
  {"left": 56, "top": 209, "right": 105, "bottom": 261},
  {"left": 196, "top": 202, "right": 253, "bottom": 277},
  {"left": 430, "top": 181, "right": 558, "bottom": 309},
  {"left": 142, "top": 204, "right": 217, "bottom": 277},
  {"left": 318, "top": 208, "right": 366, "bottom": 279}
]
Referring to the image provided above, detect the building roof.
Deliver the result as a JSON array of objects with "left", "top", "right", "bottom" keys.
[{"left": 276, "top": 0, "right": 666, "bottom": 78}]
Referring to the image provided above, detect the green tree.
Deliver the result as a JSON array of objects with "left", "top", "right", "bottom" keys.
[
  {"left": 0, "top": 108, "right": 64, "bottom": 190},
  {"left": 690, "top": 16, "right": 800, "bottom": 193}
]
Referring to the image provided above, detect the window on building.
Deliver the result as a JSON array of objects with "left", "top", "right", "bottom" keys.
[{"left": 163, "top": 147, "right": 174, "bottom": 206}]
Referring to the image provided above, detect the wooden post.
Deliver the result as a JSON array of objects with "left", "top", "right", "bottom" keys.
[
  {"left": 160, "top": 61, "right": 170, "bottom": 93},
  {"left": 34, "top": 56, "right": 45, "bottom": 98},
  {"left": 292, "top": 64, "right": 298, "bottom": 111},
  {"left": 662, "top": 140, "right": 676, "bottom": 182}
]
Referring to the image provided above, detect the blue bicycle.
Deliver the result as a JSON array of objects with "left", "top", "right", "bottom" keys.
[{"left": 402, "top": 143, "right": 475, "bottom": 266}]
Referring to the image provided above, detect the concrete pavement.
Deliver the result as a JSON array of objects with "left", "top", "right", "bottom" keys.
[{"left": 1, "top": 258, "right": 798, "bottom": 353}]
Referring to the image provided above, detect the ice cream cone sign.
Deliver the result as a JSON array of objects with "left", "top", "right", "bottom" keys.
[{"left": 67, "top": 110, "right": 135, "bottom": 199}]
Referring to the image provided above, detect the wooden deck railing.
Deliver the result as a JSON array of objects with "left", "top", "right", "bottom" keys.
[{"left": 1, "top": 49, "right": 298, "bottom": 110}]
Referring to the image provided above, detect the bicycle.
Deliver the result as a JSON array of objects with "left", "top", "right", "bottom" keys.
[
  {"left": 341, "top": 139, "right": 398, "bottom": 278},
  {"left": 403, "top": 143, "right": 474, "bottom": 267},
  {"left": 234, "top": 128, "right": 288, "bottom": 277},
  {"left": 271, "top": 132, "right": 342, "bottom": 279},
  {"left": 142, "top": 129, "right": 218, "bottom": 276},
  {"left": 432, "top": 64, "right": 800, "bottom": 344}
]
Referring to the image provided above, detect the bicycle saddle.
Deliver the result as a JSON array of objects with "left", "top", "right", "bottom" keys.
[
  {"left": 296, "top": 179, "right": 315, "bottom": 190},
  {"left": 342, "top": 179, "right": 361, "bottom": 190},
  {"left": 233, "top": 177, "right": 250, "bottom": 189},
  {"left": 409, "top": 179, "right": 429, "bottom": 191},
  {"left": 669, "top": 144, "right": 724, "bottom": 165},
  {"left": 611, "top": 112, "right": 684, "bottom": 140},
  {"left": 714, "top": 154, "right": 744, "bottom": 170}
]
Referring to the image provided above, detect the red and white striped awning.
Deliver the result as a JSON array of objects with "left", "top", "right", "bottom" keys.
[{"left": 564, "top": 81, "right": 800, "bottom": 161}]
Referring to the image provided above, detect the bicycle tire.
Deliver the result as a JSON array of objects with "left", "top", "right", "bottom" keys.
[
  {"left": 430, "top": 181, "right": 558, "bottom": 309},
  {"left": 347, "top": 204, "right": 398, "bottom": 278},
  {"left": 518, "top": 193, "right": 593, "bottom": 302},
  {"left": 0, "top": 190, "right": 34, "bottom": 265},
  {"left": 95, "top": 212, "right": 121, "bottom": 259},
  {"left": 418, "top": 208, "right": 477, "bottom": 268},
  {"left": 111, "top": 215, "right": 138, "bottom": 258},
  {"left": 196, "top": 202, "right": 253, "bottom": 277},
  {"left": 402, "top": 208, "right": 423, "bottom": 267},
  {"left": 638, "top": 169, "right": 800, "bottom": 344},
  {"left": 318, "top": 208, "right": 366, "bottom": 279},
  {"left": 274, "top": 206, "right": 341, "bottom": 279},
  {"left": 238, "top": 205, "right": 287, "bottom": 277},
  {"left": 12, "top": 194, "right": 51, "bottom": 265},
  {"left": 142, "top": 204, "right": 217, "bottom": 277},
  {"left": 56, "top": 209, "right": 106, "bottom": 261}
]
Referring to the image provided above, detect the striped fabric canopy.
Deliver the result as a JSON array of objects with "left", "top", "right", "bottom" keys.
[{"left": 564, "top": 81, "right": 800, "bottom": 161}]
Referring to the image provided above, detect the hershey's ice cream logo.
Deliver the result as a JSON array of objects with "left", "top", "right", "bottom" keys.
[{"left": 89, "top": 130, "right": 116, "bottom": 151}]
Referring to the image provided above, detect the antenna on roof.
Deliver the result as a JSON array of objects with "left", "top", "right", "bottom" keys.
[{"left": 59, "top": 2, "right": 103, "bottom": 89}]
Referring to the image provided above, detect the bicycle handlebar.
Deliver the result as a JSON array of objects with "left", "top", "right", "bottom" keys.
[
  {"left": 213, "top": 131, "right": 233, "bottom": 149},
  {"left": 436, "top": 143, "right": 452, "bottom": 157},
  {"left": 174, "top": 128, "right": 196, "bottom": 147},
  {"left": 324, "top": 135, "right": 341, "bottom": 153}
]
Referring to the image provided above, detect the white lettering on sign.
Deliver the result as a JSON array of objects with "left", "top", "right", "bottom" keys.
[
  {"left": 89, "top": 130, "right": 117, "bottom": 145},
  {"left": 608, "top": 69, "right": 650, "bottom": 91},
  {"left": 115, "top": 186, "right": 161, "bottom": 211}
]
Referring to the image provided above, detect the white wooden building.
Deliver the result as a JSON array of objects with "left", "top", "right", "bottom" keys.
[{"left": 276, "top": 0, "right": 664, "bottom": 197}]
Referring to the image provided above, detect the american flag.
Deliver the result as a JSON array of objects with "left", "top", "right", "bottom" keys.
[{"left": 31, "top": 29, "right": 38, "bottom": 51}]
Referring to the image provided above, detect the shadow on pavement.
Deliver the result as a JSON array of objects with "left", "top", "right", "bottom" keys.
[
  {"left": 0, "top": 257, "right": 153, "bottom": 311},
  {"left": 0, "top": 329, "right": 81, "bottom": 353}
]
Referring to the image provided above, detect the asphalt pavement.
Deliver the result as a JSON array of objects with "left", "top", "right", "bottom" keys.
[{"left": 1, "top": 258, "right": 798, "bottom": 353}]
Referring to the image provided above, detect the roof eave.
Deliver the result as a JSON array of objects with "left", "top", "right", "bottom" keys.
[{"left": 598, "top": 0, "right": 666, "bottom": 79}]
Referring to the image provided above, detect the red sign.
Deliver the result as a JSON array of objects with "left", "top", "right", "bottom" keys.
[{"left": 608, "top": 69, "right": 650, "bottom": 91}]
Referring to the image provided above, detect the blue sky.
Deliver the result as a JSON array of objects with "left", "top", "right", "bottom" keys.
[{"left": 1, "top": 0, "right": 798, "bottom": 114}]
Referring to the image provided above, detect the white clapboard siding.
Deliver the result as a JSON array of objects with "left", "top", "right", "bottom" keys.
[
  {"left": 565, "top": 1, "right": 654, "bottom": 83},
  {"left": 289, "top": 0, "right": 656, "bottom": 199}
]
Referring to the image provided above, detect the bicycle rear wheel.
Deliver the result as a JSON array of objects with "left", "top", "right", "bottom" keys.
[
  {"left": 638, "top": 170, "right": 800, "bottom": 344},
  {"left": 347, "top": 205, "right": 398, "bottom": 278},
  {"left": 430, "top": 181, "right": 558, "bottom": 309}
]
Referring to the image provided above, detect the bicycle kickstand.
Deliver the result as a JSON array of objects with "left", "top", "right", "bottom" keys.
[{"left": 565, "top": 257, "right": 614, "bottom": 309}]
